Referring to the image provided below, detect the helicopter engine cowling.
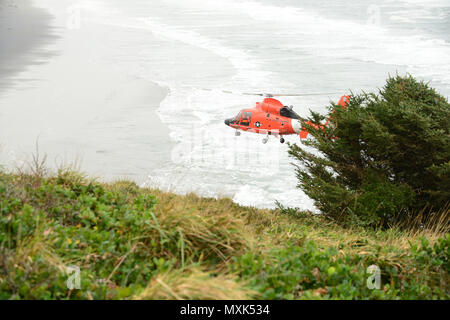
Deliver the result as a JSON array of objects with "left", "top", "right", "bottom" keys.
[{"left": 258, "top": 98, "right": 284, "bottom": 115}]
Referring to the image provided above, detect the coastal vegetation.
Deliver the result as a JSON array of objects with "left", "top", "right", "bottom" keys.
[
  {"left": 0, "top": 75, "right": 448, "bottom": 300},
  {"left": 0, "top": 167, "right": 448, "bottom": 299}
]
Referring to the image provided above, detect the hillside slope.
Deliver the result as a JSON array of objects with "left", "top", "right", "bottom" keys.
[{"left": 0, "top": 169, "right": 448, "bottom": 299}]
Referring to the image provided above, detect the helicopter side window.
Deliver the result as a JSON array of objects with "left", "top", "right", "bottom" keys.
[{"left": 240, "top": 112, "right": 252, "bottom": 126}]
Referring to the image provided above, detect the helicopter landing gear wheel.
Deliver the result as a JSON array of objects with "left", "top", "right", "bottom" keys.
[
  {"left": 280, "top": 137, "right": 285, "bottom": 144},
  {"left": 262, "top": 137, "right": 268, "bottom": 144},
  {"left": 235, "top": 131, "right": 241, "bottom": 136}
]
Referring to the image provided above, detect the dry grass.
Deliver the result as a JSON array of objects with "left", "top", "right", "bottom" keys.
[
  {"left": 0, "top": 233, "right": 68, "bottom": 296},
  {"left": 397, "top": 205, "right": 450, "bottom": 236},
  {"left": 134, "top": 266, "right": 255, "bottom": 300},
  {"left": 151, "top": 191, "right": 253, "bottom": 254},
  {"left": 141, "top": 186, "right": 447, "bottom": 268},
  {"left": 235, "top": 202, "right": 447, "bottom": 268}
]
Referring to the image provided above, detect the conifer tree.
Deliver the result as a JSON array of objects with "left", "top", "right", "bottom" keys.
[{"left": 288, "top": 75, "right": 450, "bottom": 227}]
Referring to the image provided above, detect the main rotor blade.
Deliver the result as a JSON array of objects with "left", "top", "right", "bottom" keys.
[
  {"left": 222, "top": 90, "right": 341, "bottom": 97},
  {"left": 270, "top": 92, "right": 341, "bottom": 97},
  {"left": 198, "top": 88, "right": 342, "bottom": 97}
]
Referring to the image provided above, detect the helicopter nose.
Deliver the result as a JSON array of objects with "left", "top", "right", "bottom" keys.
[{"left": 224, "top": 118, "right": 231, "bottom": 126}]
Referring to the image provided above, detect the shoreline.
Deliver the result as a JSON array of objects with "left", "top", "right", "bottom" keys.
[
  {"left": 0, "top": 0, "right": 174, "bottom": 184},
  {"left": 0, "top": 0, "right": 57, "bottom": 95}
]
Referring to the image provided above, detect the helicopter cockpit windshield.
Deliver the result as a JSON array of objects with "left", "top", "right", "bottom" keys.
[
  {"left": 280, "top": 106, "right": 301, "bottom": 119},
  {"left": 234, "top": 111, "right": 242, "bottom": 124}
]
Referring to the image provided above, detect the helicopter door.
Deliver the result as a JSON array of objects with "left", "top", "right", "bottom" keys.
[{"left": 240, "top": 112, "right": 252, "bottom": 126}]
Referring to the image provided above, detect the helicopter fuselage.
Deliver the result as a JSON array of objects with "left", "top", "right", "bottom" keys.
[
  {"left": 224, "top": 95, "right": 350, "bottom": 143},
  {"left": 224, "top": 97, "right": 302, "bottom": 142}
]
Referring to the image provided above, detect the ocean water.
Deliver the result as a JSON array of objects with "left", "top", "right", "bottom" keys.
[{"left": 24, "top": 0, "right": 450, "bottom": 209}]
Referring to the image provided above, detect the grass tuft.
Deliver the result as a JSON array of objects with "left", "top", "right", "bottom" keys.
[{"left": 134, "top": 266, "right": 254, "bottom": 300}]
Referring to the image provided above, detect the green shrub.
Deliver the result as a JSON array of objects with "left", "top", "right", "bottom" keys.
[
  {"left": 408, "top": 234, "right": 449, "bottom": 296},
  {"left": 0, "top": 171, "right": 250, "bottom": 299},
  {"left": 1, "top": 169, "right": 448, "bottom": 299},
  {"left": 289, "top": 75, "right": 450, "bottom": 227},
  {"left": 233, "top": 235, "right": 449, "bottom": 299}
]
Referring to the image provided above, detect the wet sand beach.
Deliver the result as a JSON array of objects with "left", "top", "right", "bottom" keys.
[
  {"left": 0, "top": 0, "right": 173, "bottom": 183},
  {"left": 0, "top": 0, "right": 57, "bottom": 93}
]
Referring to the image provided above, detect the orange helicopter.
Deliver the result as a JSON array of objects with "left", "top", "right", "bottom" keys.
[{"left": 224, "top": 93, "right": 350, "bottom": 143}]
